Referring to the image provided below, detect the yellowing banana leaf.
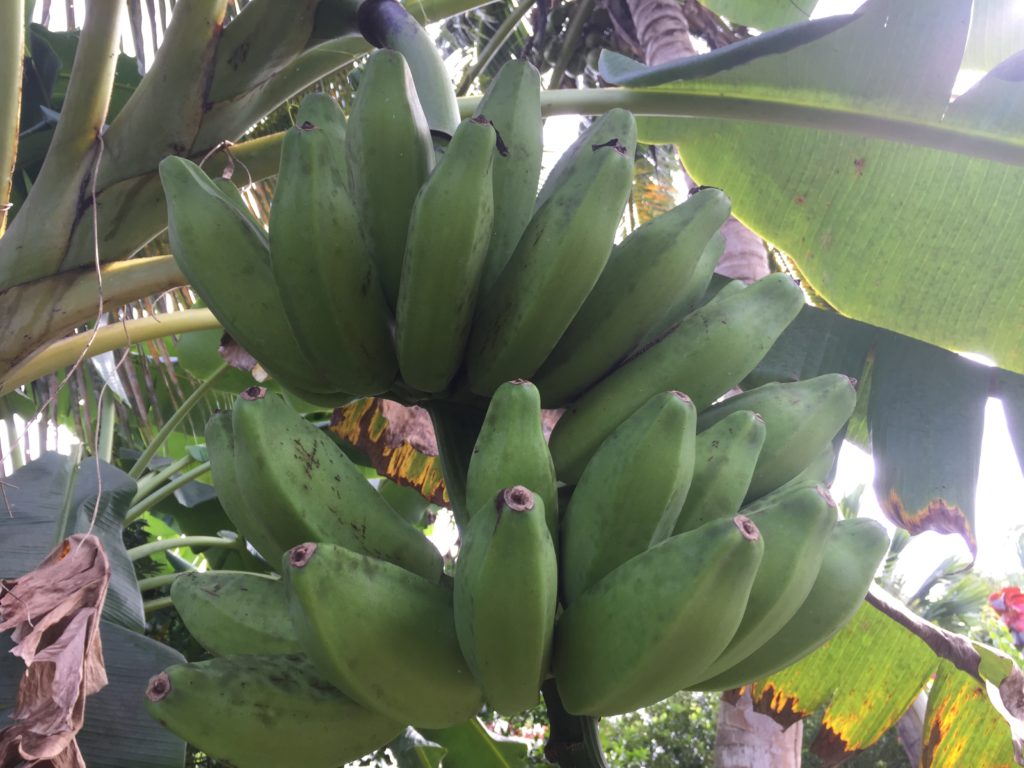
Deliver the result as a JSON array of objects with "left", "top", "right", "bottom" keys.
[
  {"left": 0, "top": 452, "right": 144, "bottom": 632},
  {"left": 601, "top": 0, "right": 1024, "bottom": 376},
  {"left": 744, "top": 589, "right": 1024, "bottom": 765},
  {"left": 419, "top": 718, "right": 530, "bottom": 767},
  {"left": 329, "top": 398, "right": 448, "bottom": 506}
]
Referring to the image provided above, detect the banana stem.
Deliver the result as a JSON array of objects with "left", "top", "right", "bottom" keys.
[
  {"left": 133, "top": 453, "right": 195, "bottom": 502},
  {"left": 547, "top": 0, "right": 595, "bottom": 89},
  {"left": 0, "top": 0, "right": 24, "bottom": 235},
  {"left": 127, "top": 533, "right": 240, "bottom": 562},
  {"left": 96, "top": 392, "right": 116, "bottom": 463},
  {"left": 137, "top": 572, "right": 183, "bottom": 592},
  {"left": 124, "top": 461, "right": 212, "bottom": 524},
  {"left": 455, "top": 0, "right": 538, "bottom": 96},
  {"left": 126, "top": 361, "right": 227, "bottom": 478},
  {"left": 143, "top": 595, "right": 175, "bottom": 614},
  {"left": 541, "top": 678, "right": 610, "bottom": 768},
  {"left": 425, "top": 399, "right": 487, "bottom": 529}
]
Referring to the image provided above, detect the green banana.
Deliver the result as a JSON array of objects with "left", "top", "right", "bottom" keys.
[
  {"left": 532, "top": 188, "right": 732, "bottom": 407},
  {"left": 637, "top": 230, "right": 728, "bottom": 349},
  {"left": 170, "top": 571, "right": 302, "bottom": 656},
  {"left": 395, "top": 115, "right": 496, "bottom": 393},
  {"left": 346, "top": 49, "right": 435, "bottom": 308},
  {"left": 696, "top": 373, "right": 858, "bottom": 501},
  {"left": 548, "top": 272, "right": 805, "bottom": 484},
  {"left": 453, "top": 486, "right": 558, "bottom": 715},
  {"left": 473, "top": 60, "right": 543, "bottom": 290},
  {"left": 672, "top": 410, "right": 766, "bottom": 535},
  {"left": 210, "top": 175, "right": 265, "bottom": 231},
  {"left": 464, "top": 379, "right": 558, "bottom": 539},
  {"left": 378, "top": 478, "right": 431, "bottom": 526},
  {"left": 694, "top": 484, "right": 837, "bottom": 679},
  {"left": 144, "top": 654, "right": 405, "bottom": 768},
  {"left": 464, "top": 114, "right": 637, "bottom": 396},
  {"left": 159, "top": 155, "right": 343, "bottom": 397},
  {"left": 691, "top": 518, "right": 889, "bottom": 692},
  {"left": 205, "top": 411, "right": 281, "bottom": 569},
  {"left": 284, "top": 541, "right": 483, "bottom": 728},
  {"left": 560, "top": 391, "right": 697, "bottom": 605},
  {"left": 553, "top": 515, "right": 764, "bottom": 716},
  {"left": 231, "top": 388, "right": 443, "bottom": 582},
  {"left": 533, "top": 108, "right": 634, "bottom": 212},
  {"left": 270, "top": 92, "right": 398, "bottom": 397}
]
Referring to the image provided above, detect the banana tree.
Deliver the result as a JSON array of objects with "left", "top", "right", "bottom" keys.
[{"left": 4, "top": 0, "right": 1024, "bottom": 766}]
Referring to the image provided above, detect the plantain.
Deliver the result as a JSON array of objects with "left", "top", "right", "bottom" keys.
[
  {"left": 395, "top": 115, "right": 496, "bottom": 393},
  {"left": 453, "top": 486, "right": 558, "bottom": 715}
]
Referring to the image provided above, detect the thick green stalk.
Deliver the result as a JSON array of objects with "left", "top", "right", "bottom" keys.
[
  {"left": 143, "top": 596, "right": 175, "bottom": 613},
  {"left": 133, "top": 453, "right": 195, "bottom": 502},
  {"left": 96, "top": 393, "right": 116, "bottom": 463},
  {"left": 547, "top": 0, "right": 594, "bottom": 89},
  {"left": 137, "top": 572, "right": 183, "bottom": 592},
  {"left": 124, "top": 461, "right": 212, "bottom": 524},
  {"left": 0, "top": 0, "right": 24, "bottom": 236},
  {"left": 128, "top": 363, "right": 226, "bottom": 478},
  {"left": 127, "top": 534, "right": 240, "bottom": 562},
  {"left": 0, "top": 309, "right": 222, "bottom": 397},
  {"left": 0, "top": 0, "right": 125, "bottom": 289},
  {"left": 455, "top": 0, "right": 537, "bottom": 96}
]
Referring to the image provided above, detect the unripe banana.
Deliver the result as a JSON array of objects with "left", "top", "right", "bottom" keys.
[
  {"left": 144, "top": 654, "right": 405, "bottom": 768},
  {"left": 346, "top": 49, "right": 435, "bottom": 308},
  {"left": 672, "top": 410, "right": 766, "bottom": 535},
  {"left": 378, "top": 478, "right": 431, "bottom": 526},
  {"left": 637, "top": 230, "right": 727, "bottom": 348},
  {"left": 464, "top": 379, "right": 558, "bottom": 539},
  {"left": 474, "top": 60, "right": 543, "bottom": 290},
  {"left": 284, "top": 541, "right": 483, "bottom": 728},
  {"left": 270, "top": 92, "right": 398, "bottom": 396},
  {"left": 690, "top": 518, "right": 889, "bottom": 691},
  {"left": 549, "top": 272, "right": 805, "bottom": 484},
  {"left": 395, "top": 115, "right": 496, "bottom": 393},
  {"left": 159, "top": 155, "right": 343, "bottom": 397},
  {"left": 465, "top": 115, "right": 637, "bottom": 396},
  {"left": 170, "top": 571, "right": 301, "bottom": 656},
  {"left": 210, "top": 175, "right": 264, "bottom": 231},
  {"left": 560, "top": 391, "right": 697, "bottom": 605},
  {"left": 205, "top": 411, "right": 280, "bottom": 569},
  {"left": 231, "top": 388, "right": 443, "bottom": 582},
  {"left": 695, "top": 484, "right": 837, "bottom": 679},
  {"left": 696, "top": 373, "right": 858, "bottom": 501},
  {"left": 553, "top": 515, "right": 764, "bottom": 716},
  {"left": 533, "top": 188, "right": 732, "bottom": 407},
  {"left": 454, "top": 486, "right": 558, "bottom": 715},
  {"left": 533, "top": 108, "right": 634, "bottom": 212}
]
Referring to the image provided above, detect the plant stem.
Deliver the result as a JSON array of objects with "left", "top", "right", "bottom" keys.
[
  {"left": 124, "top": 460, "right": 212, "bottom": 524},
  {"left": 547, "top": 0, "right": 594, "bottom": 89},
  {"left": 143, "top": 595, "right": 175, "bottom": 614},
  {"left": 1, "top": 308, "right": 222, "bottom": 398},
  {"left": 97, "top": 392, "right": 116, "bottom": 463},
  {"left": 0, "top": 0, "right": 24, "bottom": 236},
  {"left": 455, "top": 0, "right": 537, "bottom": 96},
  {"left": 127, "top": 533, "right": 240, "bottom": 562},
  {"left": 128, "top": 362, "right": 227, "bottom": 478},
  {"left": 133, "top": 453, "right": 195, "bottom": 502},
  {"left": 137, "top": 572, "right": 183, "bottom": 592},
  {"left": 0, "top": 400, "right": 24, "bottom": 470},
  {"left": 541, "top": 678, "right": 610, "bottom": 768}
]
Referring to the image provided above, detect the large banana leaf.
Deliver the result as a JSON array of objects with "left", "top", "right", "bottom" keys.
[
  {"left": 744, "top": 590, "right": 1023, "bottom": 765},
  {"left": 602, "top": 0, "right": 1024, "bottom": 376}
]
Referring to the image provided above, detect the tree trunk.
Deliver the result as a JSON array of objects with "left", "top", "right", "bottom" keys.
[{"left": 714, "top": 690, "right": 803, "bottom": 768}]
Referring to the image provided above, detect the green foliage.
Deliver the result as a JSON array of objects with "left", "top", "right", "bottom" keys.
[{"left": 599, "top": 691, "right": 719, "bottom": 767}]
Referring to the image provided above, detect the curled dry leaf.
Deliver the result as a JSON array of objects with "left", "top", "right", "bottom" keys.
[{"left": 0, "top": 533, "right": 110, "bottom": 768}]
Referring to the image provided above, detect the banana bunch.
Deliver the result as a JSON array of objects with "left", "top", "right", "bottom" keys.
[{"left": 152, "top": 20, "right": 894, "bottom": 762}]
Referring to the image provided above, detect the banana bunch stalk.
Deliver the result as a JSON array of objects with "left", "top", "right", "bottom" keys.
[{"left": 152, "top": 14, "right": 891, "bottom": 763}]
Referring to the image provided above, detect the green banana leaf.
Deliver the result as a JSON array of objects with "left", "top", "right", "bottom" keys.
[
  {"left": 601, "top": 0, "right": 1024, "bottom": 376},
  {"left": 0, "top": 452, "right": 144, "bottom": 631},
  {"left": 744, "top": 592, "right": 1023, "bottom": 765},
  {"left": 746, "top": 303, "right": 1024, "bottom": 558},
  {"left": 1, "top": 621, "right": 187, "bottom": 768},
  {"left": 419, "top": 718, "right": 530, "bottom": 767},
  {"left": 964, "top": 0, "right": 1024, "bottom": 70},
  {"left": 696, "top": 0, "right": 817, "bottom": 31}
]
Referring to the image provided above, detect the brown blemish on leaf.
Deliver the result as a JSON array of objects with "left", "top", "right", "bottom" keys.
[
  {"left": 0, "top": 534, "right": 110, "bottom": 767},
  {"left": 882, "top": 490, "right": 977, "bottom": 558},
  {"left": 794, "top": 195, "right": 806, "bottom": 205},
  {"left": 330, "top": 398, "right": 447, "bottom": 505},
  {"left": 853, "top": 157, "right": 866, "bottom": 177},
  {"left": 747, "top": 684, "right": 811, "bottom": 729},
  {"left": 810, "top": 723, "right": 858, "bottom": 767}
]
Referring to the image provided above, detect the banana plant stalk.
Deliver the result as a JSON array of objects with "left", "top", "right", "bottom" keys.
[{"left": 0, "top": 0, "right": 24, "bottom": 235}]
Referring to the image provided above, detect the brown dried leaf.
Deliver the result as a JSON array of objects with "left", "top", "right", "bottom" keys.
[{"left": 0, "top": 534, "right": 111, "bottom": 768}]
